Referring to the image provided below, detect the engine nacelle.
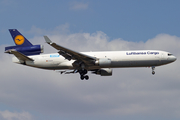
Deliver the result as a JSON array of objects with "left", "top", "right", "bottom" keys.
[
  {"left": 93, "top": 68, "right": 112, "bottom": 76},
  {"left": 95, "top": 58, "right": 111, "bottom": 67},
  {"left": 5, "top": 45, "right": 44, "bottom": 56}
]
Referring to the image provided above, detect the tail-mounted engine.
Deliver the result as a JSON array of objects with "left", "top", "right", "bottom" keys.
[{"left": 5, "top": 45, "right": 44, "bottom": 56}]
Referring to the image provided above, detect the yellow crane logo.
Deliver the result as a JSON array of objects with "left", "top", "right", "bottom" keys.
[{"left": 14, "top": 35, "right": 25, "bottom": 45}]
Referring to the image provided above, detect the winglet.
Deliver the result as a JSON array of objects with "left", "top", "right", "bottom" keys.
[{"left": 44, "top": 36, "right": 52, "bottom": 44}]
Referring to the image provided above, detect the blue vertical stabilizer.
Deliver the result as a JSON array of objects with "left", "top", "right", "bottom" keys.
[{"left": 9, "top": 29, "right": 33, "bottom": 47}]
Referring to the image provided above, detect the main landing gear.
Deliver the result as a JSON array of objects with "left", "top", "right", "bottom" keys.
[
  {"left": 152, "top": 66, "right": 155, "bottom": 75},
  {"left": 81, "top": 75, "right": 89, "bottom": 80},
  {"left": 78, "top": 69, "right": 89, "bottom": 80}
]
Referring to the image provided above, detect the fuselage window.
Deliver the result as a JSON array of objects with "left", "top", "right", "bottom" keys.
[{"left": 168, "top": 53, "right": 173, "bottom": 56}]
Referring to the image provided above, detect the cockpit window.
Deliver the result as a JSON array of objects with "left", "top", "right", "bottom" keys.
[{"left": 168, "top": 53, "right": 173, "bottom": 56}]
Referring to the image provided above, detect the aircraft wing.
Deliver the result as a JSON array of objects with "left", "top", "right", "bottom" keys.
[
  {"left": 44, "top": 36, "right": 96, "bottom": 65},
  {"left": 7, "top": 49, "right": 34, "bottom": 61}
]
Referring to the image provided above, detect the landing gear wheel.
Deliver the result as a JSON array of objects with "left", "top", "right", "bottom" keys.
[
  {"left": 151, "top": 66, "right": 155, "bottom": 75},
  {"left": 80, "top": 75, "right": 84, "bottom": 80},
  {"left": 84, "top": 75, "right": 89, "bottom": 80},
  {"left": 78, "top": 68, "right": 89, "bottom": 80}
]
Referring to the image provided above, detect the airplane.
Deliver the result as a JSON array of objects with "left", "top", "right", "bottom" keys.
[{"left": 5, "top": 29, "right": 177, "bottom": 80}]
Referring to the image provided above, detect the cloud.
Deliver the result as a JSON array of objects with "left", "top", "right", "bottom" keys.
[
  {"left": 0, "top": 110, "right": 33, "bottom": 120},
  {"left": 1, "top": 28, "right": 180, "bottom": 120},
  {"left": 69, "top": 1, "right": 88, "bottom": 10}
]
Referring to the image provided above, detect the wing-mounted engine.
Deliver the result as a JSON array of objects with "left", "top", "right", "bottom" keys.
[
  {"left": 92, "top": 68, "right": 112, "bottom": 76},
  {"left": 95, "top": 58, "right": 111, "bottom": 67},
  {"left": 5, "top": 45, "right": 44, "bottom": 56}
]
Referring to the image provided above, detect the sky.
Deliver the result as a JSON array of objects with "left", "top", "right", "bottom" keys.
[{"left": 0, "top": 0, "right": 180, "bottom": 120}]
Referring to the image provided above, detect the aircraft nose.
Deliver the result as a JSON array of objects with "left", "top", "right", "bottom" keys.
[
  {"left": 174, "top": 56, "right": 177, "bottom": 61},
  {"left": 170, "top": 56, "right": 177, "bottom": 62}
]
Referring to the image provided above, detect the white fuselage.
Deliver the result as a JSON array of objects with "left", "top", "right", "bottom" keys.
[{"left": 12, "top": 50, "right": 177, "bottom": 70}]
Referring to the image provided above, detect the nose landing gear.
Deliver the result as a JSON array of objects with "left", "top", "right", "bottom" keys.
[{"left": 152, "top": 66, "right": 155, "bottom": 75}]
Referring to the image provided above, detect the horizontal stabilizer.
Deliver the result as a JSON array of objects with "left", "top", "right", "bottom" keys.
[{"left": 8, "top": 50, "right": 34, "bottom": 61}]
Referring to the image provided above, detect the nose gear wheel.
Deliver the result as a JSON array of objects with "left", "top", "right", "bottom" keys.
[{"left": 152, "top": 66, "right": 155, "bottom": 75}]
